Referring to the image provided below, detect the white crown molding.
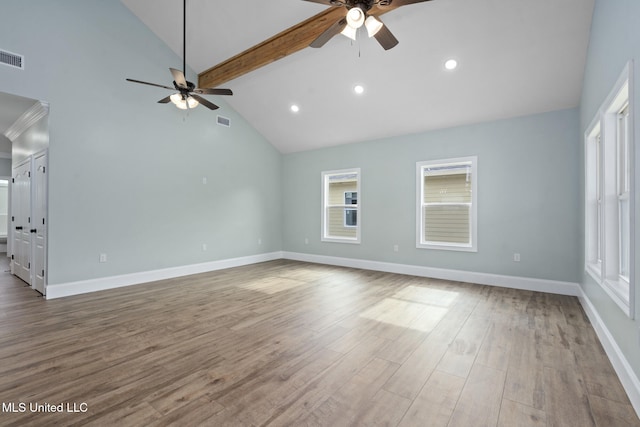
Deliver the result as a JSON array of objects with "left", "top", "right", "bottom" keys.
[{"left": 4, "top": 100, "right": 49, "bottom": 142}]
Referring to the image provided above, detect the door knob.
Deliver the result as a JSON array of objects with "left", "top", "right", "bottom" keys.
[{"left": 15, "top": 226, "right": 23, "bottom": 230}]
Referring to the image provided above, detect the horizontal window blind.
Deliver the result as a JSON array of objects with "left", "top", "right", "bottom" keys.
[{"left": 423, "top": 168, "right": 471, "bottom": 245}]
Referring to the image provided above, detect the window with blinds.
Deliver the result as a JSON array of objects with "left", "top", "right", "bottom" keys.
[
  {"left": 322, "top": 169, "right": 360, "bottom": 243},
  {"left": 417, "top": 157, "right": 477, "bottom": 252}
]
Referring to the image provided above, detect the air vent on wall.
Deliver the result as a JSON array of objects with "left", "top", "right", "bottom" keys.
[
  {"left": 217, "top": 115, "right": 230, "bottom": 127},
  {"left": 0, "top": 49, "right": 24, "bottom": 70}
]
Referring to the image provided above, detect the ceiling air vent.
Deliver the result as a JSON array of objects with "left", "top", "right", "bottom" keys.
[
  {"left": 217, "top": 115, "right": 230, "bottom": 127},
  {"left": 0, "top": 49, "right": 24, "bottom": 70}
]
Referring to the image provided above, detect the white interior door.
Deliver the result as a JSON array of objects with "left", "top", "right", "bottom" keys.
[
  {"left": 11, "top": 160, "right": 31, "bottom": 284},
  {"left": 32, "top": 152, "right": 47, "bottom": 294}
]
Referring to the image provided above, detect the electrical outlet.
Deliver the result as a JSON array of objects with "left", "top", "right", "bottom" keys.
[
  {"left": 99, "top": 253, "right": 107, "bottom": 263},
  {"left": 202, "top": 243, "right": 207, "bottom": 251},
  {"left": 304, "top": 237, "right": 309, "bottom": 245},
  {"left": 202, "top": 177, "right": 208, "bottom": 185},
  {"left": 258, "top": 238, "right": 262, "bottom": 245},
  {"left": 513, "top": 253, "right": 521, "bottom": 262},
  {"left": 393, "top": 244, "right": 399, "bottom": 252}
]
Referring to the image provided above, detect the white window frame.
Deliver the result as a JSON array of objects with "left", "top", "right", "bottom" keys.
[
  {"left": 321, "top": 168, "right": 361, "bottom": 244},
  {"left": 585, "top": 119, "right": 603, "bottom": 279},
  {"left": 584, "top": 61, "right": 635, "bottom": 318},
  {"left": 617, "top": 102, "right": 630, "bottom": 284},
  {"left": 416, "top": 156, "right": 478, "bottom": 252}
]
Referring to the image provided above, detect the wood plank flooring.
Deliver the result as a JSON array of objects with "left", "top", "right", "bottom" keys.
[{"left": 0, "top": 259, "right": 638, "bottom": 426}]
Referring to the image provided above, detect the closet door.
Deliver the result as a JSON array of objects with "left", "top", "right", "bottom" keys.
[
  {"left": 11, "top": 160, "right": 31, "bottom": 284},
  {"left": 32, "top": 152, "right": 47, "bottom": 294}
]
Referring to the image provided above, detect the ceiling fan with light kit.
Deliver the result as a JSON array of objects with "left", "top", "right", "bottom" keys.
[
  {"left": 126, "top": 0, "right": 232, "bottom": 111},
  {"left": 304, "top": 0, "right": 433, "bottom": 50}
]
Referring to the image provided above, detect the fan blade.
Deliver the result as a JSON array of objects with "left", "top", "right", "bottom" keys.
[
  {"left": 170, "top": 68, "right": 188, "bottom": 89},
  {"left": 310, "top": 17, "right": 347, "bottom": 48},
  {"left": 373, "top": 23, "right": 399, "bottom": 50},
  {"left": 386, "top": 0, "right": 432, "bottom": 6},
  {"left": 158, "top": 95, "right": 172, "bottom": 104},
  {"left": 194, "top": 88, "right": 233, "bottom": 96},
  {"left": 191, "top": 94, "right": 219, "bottom": 110},
  {"left": 302, "top": 0, "right": 344, "bottom": 5},
  {"left": 126, "top": 78, "right": 174, "bottom": 90}
]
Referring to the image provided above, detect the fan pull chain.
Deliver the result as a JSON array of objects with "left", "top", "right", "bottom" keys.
[{"left": 349, "top": 28, "right": 362, "bottom": 58}]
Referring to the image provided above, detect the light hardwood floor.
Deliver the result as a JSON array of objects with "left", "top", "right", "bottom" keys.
[{"left": 0, "top": 259, "right": 638, "bottom": 426}]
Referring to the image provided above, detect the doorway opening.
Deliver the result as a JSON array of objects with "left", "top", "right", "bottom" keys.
[{"left": 0, "top": 91, "right": 49, "bottom": 295}]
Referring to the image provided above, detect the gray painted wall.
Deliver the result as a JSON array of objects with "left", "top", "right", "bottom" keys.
[
  {"left": 283, "top": 108, "right": 580, "bottom": 284},
  {"left": 0, "top": 0, "right": 282, "bottom": 285},
  {"left": 579, "top": 0, "right": 640, "bottom": 381},
  {"left": 0, "top": 135, "right": 12, "bottom": 154},
  {"left": 0, "top": 158, "right": 11, "bottom": 177}
]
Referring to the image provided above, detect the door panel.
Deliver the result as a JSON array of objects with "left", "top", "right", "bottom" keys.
[
  {"left": 11, "top": 161, "right": 31, "bottom": 285},
  {"left": 32, "top": 153, "right": 47, "bottom": 294}
]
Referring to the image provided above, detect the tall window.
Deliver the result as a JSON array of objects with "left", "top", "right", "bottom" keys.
[
  {"left": 617, "top": 103, "right": 630, "bottom": 283},
  {"left": 416, "top": 157, "right": 477, "bottom": 252},
  {"left": 585, "top": 61, "right": 634, "bottom": 317},
  {"left": 322, "top": 169, "right": 360, "bottom": 243},
  {"left": 586, "top": 123, "right": 603, "bottom": 274}
]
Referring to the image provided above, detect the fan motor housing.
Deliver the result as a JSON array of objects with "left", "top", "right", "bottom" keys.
[{"left": 346, "top": 0, "right": 375, "bottom": 11}]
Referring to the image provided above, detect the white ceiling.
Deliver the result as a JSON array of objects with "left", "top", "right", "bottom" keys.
[{"left": 121, "top": 0, "right": 595, "bottom": 153}]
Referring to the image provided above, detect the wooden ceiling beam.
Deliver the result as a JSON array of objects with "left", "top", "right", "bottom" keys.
[{"left": 198, "top": 5, "right": 397, "bottom": 89}]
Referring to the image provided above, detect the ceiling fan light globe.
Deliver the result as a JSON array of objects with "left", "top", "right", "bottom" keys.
[
  {"left": 186, "top": 96, "right": 199, "bottom": 109},
  {"left": 341, "top": 25, "right": 358, "bottom": 41},
  {"left": 170, "top": 92, "right": 183, "bottom": 105},
  {"left": 365, "top": 16, "right": 383, "bottom": 37},
  {"left": 346, "top": 7, "right": 365, "bottom": 29}
]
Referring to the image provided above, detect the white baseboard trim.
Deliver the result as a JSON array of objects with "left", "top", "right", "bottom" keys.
[
  {"left": 578, "top": 289, "right": 640, "bottom": 417},
  {"left": 282, "top": 252, "right": 581, "bottom": 296},
  {"left": 45, "top": 251, "right": 284, "bottom": 299},
  {"left": 46, "top": 251, "right": 580, "bottom": 299}
]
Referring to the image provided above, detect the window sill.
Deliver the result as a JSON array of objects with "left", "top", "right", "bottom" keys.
[
  {"left": 602, "top": 278, "right": 632, "bottom": 318},
  {"left": 417, "top": 242, "right": 477, "bottom": 252},
  {"left": 586, "top": 263, "right": 632, "bottom": 318},
  {"left": 585, "top": 263, "right": 602, "bottom": 284},
  {"left": 321, "top": 237, "right": 360, "bottom": 245}
]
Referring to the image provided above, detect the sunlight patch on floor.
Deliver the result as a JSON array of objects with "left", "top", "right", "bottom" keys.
[
  {"left": 394, "top": 285, "right": 459, "bottom": 307},
  {"left": 238, "top": 277, "right": 306, "bottom": 295},
  {"left": 359, "top": 286, "right": 459, "bottom": 332}
]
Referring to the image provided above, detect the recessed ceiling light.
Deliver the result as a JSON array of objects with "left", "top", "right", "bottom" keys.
[
  {"left": 290, "top": 104, "right": 300, "bottom": 113},
  {"left": 354, "top": 85, "right": 364, "bottom": 94},
  {"left": 444, "top": 59, "right": 458, "bottom": 71}
]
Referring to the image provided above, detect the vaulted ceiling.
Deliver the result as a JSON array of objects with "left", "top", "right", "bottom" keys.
[{"left": 121, "top": 0, "right": 595, "bottom": 153}]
